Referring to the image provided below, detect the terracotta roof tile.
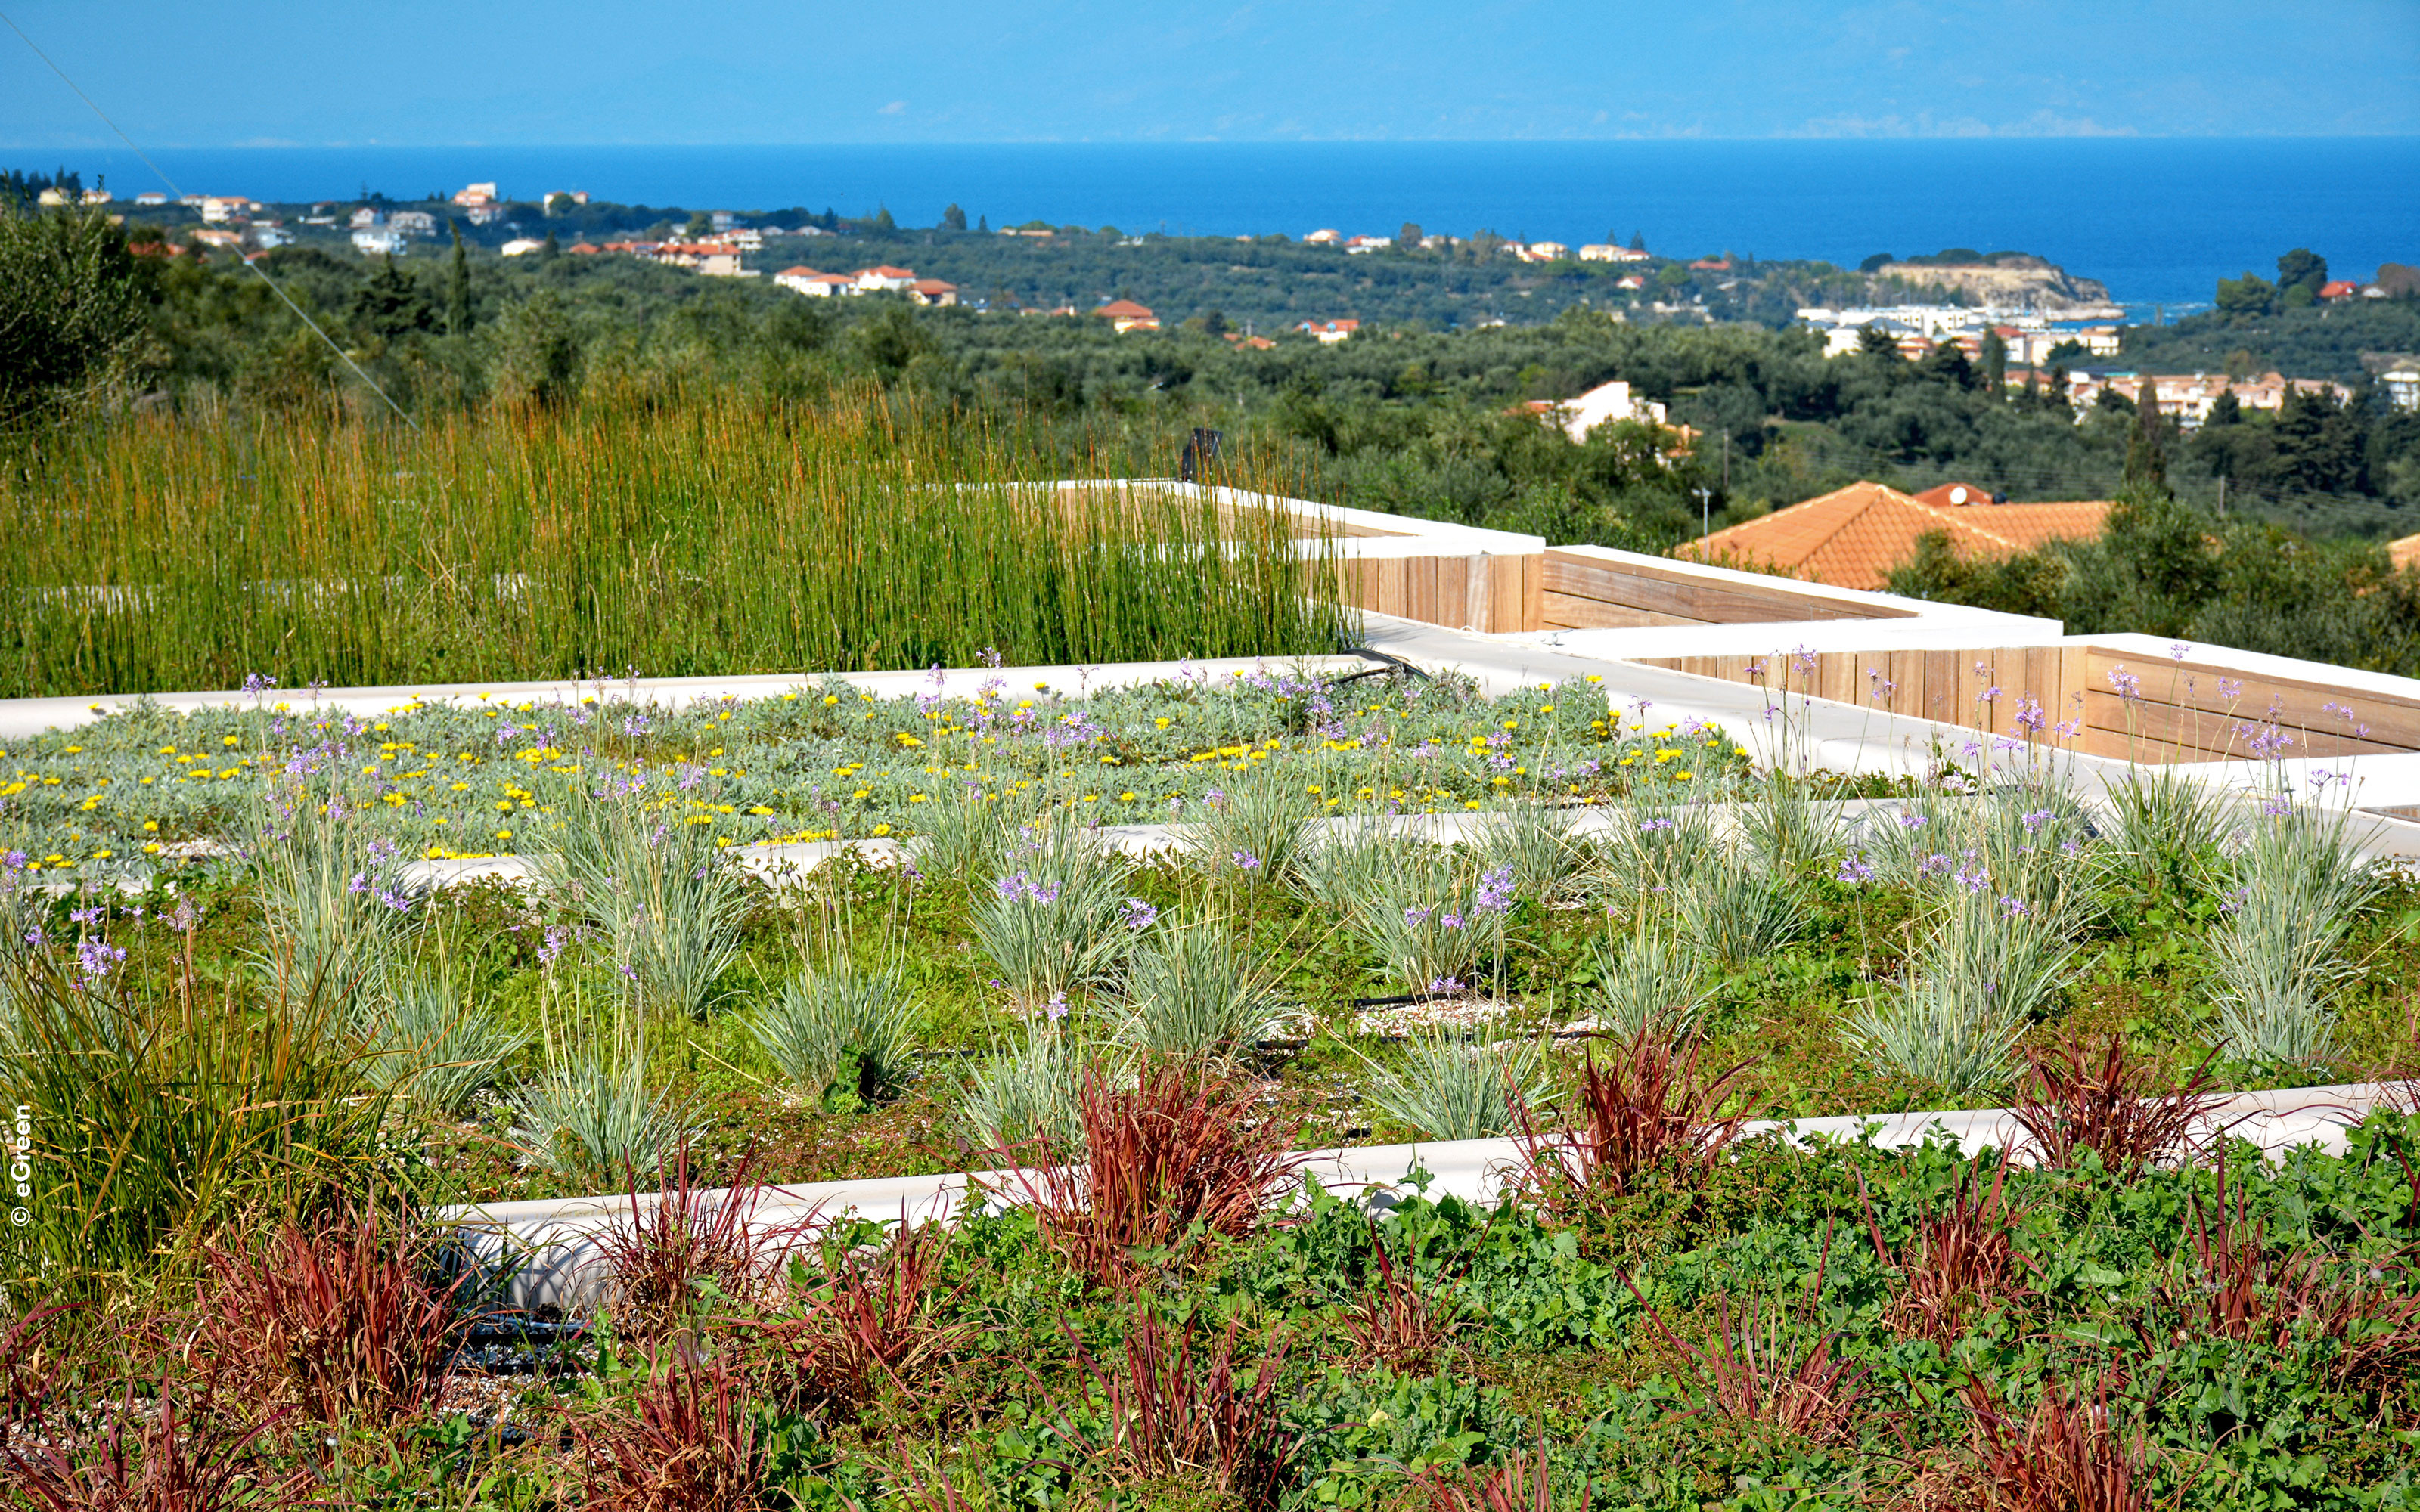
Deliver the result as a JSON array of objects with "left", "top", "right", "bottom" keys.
[{"left": 1674, "top": 481, "right": 2110, "bottom": 590}]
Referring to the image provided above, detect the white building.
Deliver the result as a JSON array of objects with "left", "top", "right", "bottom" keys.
[
  {"left": 1303, "top": 228, "right": 1341, "bottom": 245},
  {"left": 2384, "top": 368, "right": 2420, "bottom": 413},
  {"left": 351, "top": 228, "right": 406, "bottom": 256},
  {"left": 134, "top": 191, "right": 168, "bottom": 206},
  {"left": 853, "top": 265, "right": 917, "bottom": 292},
  {"left": 1344, "top": 235, "right": 1392, "bottom": 254},
  {"left": 1547, "top": 378, "right": 1668, "bottom": 442},
  {"left": 247, "top": 224, "right": 293, "bottom": 249},
  {"left": 452, "top": 182, "right": 498, "bottom": 207},
  {"left": 500, "top": 238, "right": 546, "bottom": 257},
  {"left": 200, "top": 197, "right": 255, "bottom": 224},
  {"left": 1580, "top": 244, "right": 1650, "bottom": 262},
  {"left": 350, "top": 207, "right": 384, "bottom": 230},
  {"left": 776, "top": 267, "right": 852, "bottom": 297},
  {"left": 389, "top": 210, "right": 438, "bottom": 237},
  {"left": 1519, "top": 241, "right": 1571, "bottom": 263}
]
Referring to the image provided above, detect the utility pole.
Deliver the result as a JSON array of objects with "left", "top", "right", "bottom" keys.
[
  {"left": 1695, "top": 486, "right": 1713, "bottom": 548},
  {"left": 1721, "top": 432, "right": 1730, "bottom": 492},
  {"left": 2217, "top": 476, "right": 2226, "bottom": 516}
]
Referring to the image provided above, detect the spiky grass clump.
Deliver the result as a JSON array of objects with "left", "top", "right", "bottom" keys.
[
  {"left": 2208, "top": 807, "right": 2375, "bottom": 1065},
  {"left": 1342, "top": 846, "right": 1517, "bottom": 996},
  {"left": 360, "top": 959, "right": 529, "bottom": 1114},
  {"left": 1184, "top": 761, "right": 1323, "bottom": 889},
  {"left": 1354, "top": 1028, "right": 1556, "bottom": 1141},
  {"left": 961, "top": 1024, "right": 1085, "bottom": 1157},
  {"left": 1677, "top": 845, "right": 1806, "bottom": 967},
  {"left": 972, "top": 827, "right": 1141, "bottom": 1005},
  {"left": 749, "top": 962, "right": 920, "bottom": 1110},
  {"left": 1841, "top": 889, "right": 2075, "bottom": 1095},
  {"left": 1578, "top": 928, "right": 1711, "bottom": 1040},
  {"left": 1110, "top": 922, "right": 1289, "bottom": 1062},
  {"left": 541, "top": 785, "right": 755, "bottom": 1022}
]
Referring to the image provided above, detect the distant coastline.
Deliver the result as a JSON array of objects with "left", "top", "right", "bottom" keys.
[{"left": 32, "top": 137, "right": 2420, "bottom": 308}]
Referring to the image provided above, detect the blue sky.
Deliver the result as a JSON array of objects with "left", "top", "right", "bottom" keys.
[{"left": 4, "top": 1, "right": 2415, "bottom": 145}]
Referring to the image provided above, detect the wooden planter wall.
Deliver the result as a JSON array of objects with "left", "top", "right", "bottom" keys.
[{"left": 1634, "top": 643, "right": 2420, "bottom": 764}]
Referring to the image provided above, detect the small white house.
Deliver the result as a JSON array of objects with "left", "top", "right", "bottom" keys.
[
  {"left": 852, "top": 265, "right": 917, "bottom": 292},
  {"left": 1549, "top": 379, "right": 1667, "bottom": 442},
  {"left": 389, "top": 210, "right": 438, "bottom": 237},
  {"left": 351, "top": 228, "right": 406, "bottom": 256},
  {"left": 500, "top": 238, "right": 546, "bottom": 257},
  {"left": 776, "top": 267, "right": 852, "bottom": 297}
]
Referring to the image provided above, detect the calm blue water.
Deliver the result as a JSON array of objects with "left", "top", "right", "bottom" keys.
[{"left": 52, "top": 139, "right": 2420, "bottom": 311}]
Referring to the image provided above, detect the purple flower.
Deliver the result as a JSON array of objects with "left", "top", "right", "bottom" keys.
[
  {"left": 2107, "top": 667, "right": 2142, "bottom": 701},
  {"left": 2170, "top": 641, "right": 2191, "bottom": 662},
  {"left": 1404, "top": 905, "right": 1433, "bottom": 927},
  {"left": 995, "top": 871, "right": 1064, "bottom": 905},
  {"left": 1472, "top": 865, "right": 1516, "bottom": 916},
  {"left": 1998, "top": 896, "right": 2031, "bottom": 917},
  {"left": 1122, "top": 897, "right": 1159, "bottom": 931},
  {"left": 1230, "top": 850, "right": 1263, "bottom": 872},
  {"left": 76, "top": 935, "right": 126, "bottom": 986},
  {"left": 1836, "top": 852, "right": 1873, "bottom": 885},
  {"left": 2218, "top": 679, "right": 2243, "bottom": 702},
  {"left": 1896, "top": 810, "right": 1928, "bottom": 829},
  {"left": 1045, "top": 990, "right": 1069, "bottom": 1023},
  {"left": 1426, "top": 976, "right": 1465, "bottom": 996},
  {"left": 2012, "top": 697, "right": 2047, "bottom": 736},
  {"left": 1439, "top": 912, "right": 1466, "bottom": 931},
  {"left": 2021, "top": 808, "right": 2055, "bottom": 833}
]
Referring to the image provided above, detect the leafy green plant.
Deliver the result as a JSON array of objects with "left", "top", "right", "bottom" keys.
[
  {"left": 1184, "top": 760, "right": 1323, "bottom": 888},
  {"left": 1343, "top": 847, "right": 1518, "bottom": 995},
  {"left": 360, "top": 956, "right": 529, "bottom": 1114}
]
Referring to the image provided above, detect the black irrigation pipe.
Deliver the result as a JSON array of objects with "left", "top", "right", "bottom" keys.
[{"left": 1329, "top": 646, "right": 1433, "bottom": 686}]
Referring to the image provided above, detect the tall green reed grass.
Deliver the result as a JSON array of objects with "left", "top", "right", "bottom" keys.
[{"left": 0, "top": 392, "right": 1348, "bottom": 697}]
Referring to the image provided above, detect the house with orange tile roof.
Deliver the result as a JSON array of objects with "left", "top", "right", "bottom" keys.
[
  {"left": 1671, "top": 481, "right": 2111, "bottom": 590},
  {"left": 853, "top": 265, "right": 918, "bottom": 291},
  {"left": 776, "top": 267, "right": 852, "bottom": 297},
  {"left": 1093, "top": 299, "right": 1159, "bottom": 332},
  {"left": 908, "top": 278, "right": 959, "bottom": 307}
]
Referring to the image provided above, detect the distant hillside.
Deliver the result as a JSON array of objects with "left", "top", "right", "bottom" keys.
[
  {"left": 1861, "top": 251, "right": 2115, "bottom": 313},
  {"left": 2120, "top": 297, "right": 2420, "bottom": 385}
]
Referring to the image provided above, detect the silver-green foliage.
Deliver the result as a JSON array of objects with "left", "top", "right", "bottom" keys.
[
  {"left": 361, "top": 964, "right": 528, "bottom": 1113},
  {"left": 1355, "top": 1028, "right": 1556, "bottom": 1141},
  {"left": 1841, "top": 889, "right": 2075, "bottom": 1095},
  {"left": 1480, "top": 802, "right": 1589, "bottom": 906},
  {"left": 961, "top": 1025, "right": 1084, "bottom": 1155},
  {"left": 508, "top": 1052, "right": 685, "bottom": 1180},
  {"left": 972, "top": 828, "right": 1140, "bottom": 1003},
  {"left": 913, "top": 778, "right": 1039, "bottom": 886},
  {"left": 539, "top": 788, "right": 755, "bottom": 1021},
  {"left": 1677, "top": 846, "right": 1806, "bottom": 966},
  {"left": 749, "top": 963, "right": 920, "bottom": 1106},
  {"left": 1342, "top": 845, "right": 1516, "bottom": 993},
  {"left": 1184, "top": 762, "right": 1321, "bottom": 885},
  {"left": 253, "top": 783, "right": 417, "bottom": 1008},
  {"left": 1580, "top": 928, "right": 1711, "bottom": 1039},
  {"left": 2208, "top": 810, "right": 2374, "bottom": 1064},
  {"left": 1111, "top": 923, "right": 1288, "bottom": 1061}
]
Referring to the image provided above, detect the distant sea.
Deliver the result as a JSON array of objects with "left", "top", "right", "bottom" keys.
[{"left": 51, "top": 138, "right": 2420, "bottom": 315}]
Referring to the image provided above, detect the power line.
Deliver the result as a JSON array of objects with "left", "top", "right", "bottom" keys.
[{"left": 0, "top": 7, "right": 419, "bottom": 431}]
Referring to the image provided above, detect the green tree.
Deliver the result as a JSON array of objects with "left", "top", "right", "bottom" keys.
[
  {"left": 2216, "top": 271, "right": 2276, "bottom": 318},
  {"left": 2123, "top": 404, "right": 2172, "bottom": 492},
  {"left": 348, "top": 256, "right": 435, "bottom": 341},
  {"left": 2275, "top": 248, "right": 2328, "bottom": 307},
  {"left": 445, "top": 222, "right": 473, "bottom": 336},
  {"left": 541, "top": 230, "right": 560, "bottom": 259},
  {"left": 871, "top": 204, "right": 898, "bottom": 231},
  {"left": 1399, "top": 222, "right": 1424, "bottom": 249},
  {"left": 482, "top": 289, "right": 582, "bottom": 406},
  {"left": 1980, "top": 328, "right": 2008, "bottom": 392},
  {"left": 941, "top": 203, "right": 967, "bottom": 232},
  {"left": 0, "top": 202, "right": 144, "bottom": 429},
  {"left": 684, "top": 211, "right": 713, "bottom": 239},
  {"left": 2272, "top": 383, "right": 2368, "bottom": 495}
]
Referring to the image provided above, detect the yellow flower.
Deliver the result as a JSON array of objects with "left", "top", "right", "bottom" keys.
[
  {"left": 221, "top": 735, "right": 240, "bottom": 747},
  {"left": 495, "top": 829, "right": 513, "bottom": 840},
  {"left": 143, "top": 842, "right": 161, "bottom": 854},
  {"left": 852, "top": 788, "right": 870, "bottom": 799},
  {"left": 1153, "top": 717, "right": 1171, "bottom": 728},
  {"left": 872, "top": 823, "right": 893, "bottom": 837},
  {"left": 142, "top": 820, "right": 158, "bottom": 832},
  {"left": 1585, "top": 674, "right": 1603, "bottom": 683},
  {"left": 824, "top": 694, "right": 840, "bottom": 705}
]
